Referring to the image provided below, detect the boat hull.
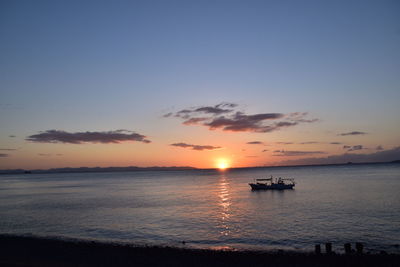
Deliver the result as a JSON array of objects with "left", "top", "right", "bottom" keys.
[{"left": 249, "top": 183, "right": 295, "bottom": 190}]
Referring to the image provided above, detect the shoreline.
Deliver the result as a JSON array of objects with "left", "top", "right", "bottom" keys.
[
  {"left": 1, "top": 235, "right": 399, "bottom": 267},
  {"left": 1, "top": 160, "right": 399, "bottom": 175}
]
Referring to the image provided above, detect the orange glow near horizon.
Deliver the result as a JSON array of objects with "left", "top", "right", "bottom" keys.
[{"left": 216, "top": 158, "right": 230, "bottom": 170}]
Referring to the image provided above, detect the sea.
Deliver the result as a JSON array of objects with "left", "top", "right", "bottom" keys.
[{"left": 0, "top": 163, "right": 399, "bottom": 253}]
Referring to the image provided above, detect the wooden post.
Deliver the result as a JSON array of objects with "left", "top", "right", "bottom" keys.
[
  {"left": 356, "top": 242, "right": 363, "bottom": 254},
  {"left": 325, "top": 243, "right": 332, "bottom": 254},
  {"left": 315, "top": 244, "right": 321, "bottom": 254},
  {"left": 344, "top": 243, "right": 351, "bottom": 254}
]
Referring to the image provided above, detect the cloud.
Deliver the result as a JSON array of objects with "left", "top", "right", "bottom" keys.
[
  {"left": 38, "top": 153, "right": 62, "bottom": 157},
  {"left": 288, "top": 112, "right": 319, "bottom": 123},
  {"left": 204, "top": 112, "right": 288, "bottom": 132},
  {"left": 277, "top": 146, "right": 400, "bottom": 166},
  {"left": 247, "top": 141, "right": 264, "bottom": 145},
  {"left": 172, "top": 102, "right": 237, "bottom": 119},
  {"left": 162, "top": 112, "right": 173, "bottom": 118},
  {"left": 273, "top": 150, "right": 327, "bottom": 156},
  {"left": 0, "top": 148, "right": 16, "bottom": 151},
  {"left": 343, "top": 145, "right": 364, "bottom": 152},
  {"left": 330, "top": 142, "right": 342, "bottom": 145},
  {"left": 9, "top": 135, "right": 16, "bottom": 138},
  {"left": 276, "top": 142, "right": 293, "bottom": 145},
  {"left": 299, "top": 141, "right": 319, "bottom": 144},
  {"left": 194, "top": 106, "right": 234, "bottom": 114},
  {"left": 170, "top": 142, "right": 221, "bottom": 151},
  {"left": 339, "top": 131, "right": 367, "bottom": 136},
  {"left": 348, "top": 145, "right": 364, "bottom": 151},
  {"left": 376, "top": 145, "right": 384, "bottom": 151},
  {"left": 262, "top": 149, "right": 269, "bottom": 152},
  {"left": 183, "top": 117, "right": 208, "bottom": 125},
  {"left": 26, "top": 130, "right": 151, "bottom": 144},
  {"left": 165, "top": 103, "right": 318, "bottom": 133},
  {"left": 0, "top": 153, "right": 9, "bottom": 157}
]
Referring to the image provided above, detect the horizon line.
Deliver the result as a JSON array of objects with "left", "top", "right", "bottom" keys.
[{"left": 1, "top": 160, "right": 399, "bottom": 174}]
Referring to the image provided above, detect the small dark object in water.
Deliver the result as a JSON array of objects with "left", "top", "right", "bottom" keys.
[
  {"left": 315, "top": 244, "right": 321, "bottom": 254},
  {"left": 325, "top": 243, "right": 332, "bottom": 254},
  {"left": 344, "top": 243, "right": 351, "bottom": 254},
  {"left": 181, "top": 241, "right": 186, "bottom": 245},
  {"left": 356, "top": 242, "right": 364, "bottom": 254}
]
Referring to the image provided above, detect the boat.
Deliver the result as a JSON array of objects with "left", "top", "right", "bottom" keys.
[{"left": 249, "top": 176, "right": 295, "bottom": 190}]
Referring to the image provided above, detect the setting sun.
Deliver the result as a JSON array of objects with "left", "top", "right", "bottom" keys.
[{"left": 217, "top": 159, "right": 230, "bottom": 170}]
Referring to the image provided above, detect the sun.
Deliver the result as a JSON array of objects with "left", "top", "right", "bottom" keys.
[{"left": 216, "top": 159, "right": 230, "bottom": 170}]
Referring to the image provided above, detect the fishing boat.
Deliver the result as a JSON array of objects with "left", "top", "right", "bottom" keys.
[{"left": 249, "top": 176, "right": 295, "bottom": 190}]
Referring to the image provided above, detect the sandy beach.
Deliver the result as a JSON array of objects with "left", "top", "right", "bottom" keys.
[{"left": 0, "top": 235, "right": 399, "bottom": 267}]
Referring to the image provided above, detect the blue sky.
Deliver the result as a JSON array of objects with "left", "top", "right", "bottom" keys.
[{"left": 1, "top": 0, "right": 399, "bottom": 169}]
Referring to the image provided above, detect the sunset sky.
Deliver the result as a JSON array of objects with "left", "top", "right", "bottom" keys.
[{"left": 1, "top": 0, "right": 399, "bottom": 169}]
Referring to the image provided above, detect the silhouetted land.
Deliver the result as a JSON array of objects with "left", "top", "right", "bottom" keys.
[
  {"left": 0, "top": 235, "right": 399, "bottom": 267},
  {"left": 0, "top": 166, "right": 196, "bottom": 175},
  {"left": 1, "top": 161, "right": 399, "bottom": 175}
]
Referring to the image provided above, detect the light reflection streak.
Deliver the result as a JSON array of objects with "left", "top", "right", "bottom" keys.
[{"left": 218, "top": 174, "right": 231, "bottom": 236}]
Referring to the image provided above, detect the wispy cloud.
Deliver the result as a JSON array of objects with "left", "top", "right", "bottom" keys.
[
  {"left": 182, "top": 117, "right": 208, "bottom": 125},
  {"left": 174, "top": 102, "right": 237, "bottom": 119},
  {"left": 38, "top": 153, "right": 62, "bottom": 157},
  {"left": 339, "top": 131, "right": 367, "bottom": 136},
  {"left": 0, "top": 153, "right": 9, "bottom": 157},
  {"left": 165, "top": 103, "right": 318, "bottom": 133},
  {"left": 276, "top": 141, "right": 321, "bottom": 145},
  {"left": 273, "top": 150, "right": 327, "bottom": 156},
  {"left": 26, "top": 130, "right": 151, "bottom": 144},
  {"left": 38, "top": 153, "right": 52, "bottom": 157},
  {"left": 276, "top": 142, "right": 293, "bottom": 145},
  {"left": 348, "top": 145, "right": 364, "bottom": 151},
  {"left": 0, "top": 148, "right": 17, "bottom": 151},
  {"left": 9, "top": 135, "right": 16, "bottom": 138},
  {"left": 330, "top": 142, "right": 342, "bottom": 145},
  {"left": 262, "top": 149, "right": 269, "bottom": 152},
  {"left": 162, "top": 112, "right": 173, "bottom": 118},
  {"left": 376, "top": 145, "right": 384, "bottom": 151},
  {"left": 343, "top": 145, "right": 364, "bottom": 152},
  {"left": 247, "top": 141, "right": 264, "bottom": 145},
  {"left": 170, "top": 142, "right": 221, "bottom": 151},
  {"left": 204, "top": 112, "right": 287, "bottom": 132}
]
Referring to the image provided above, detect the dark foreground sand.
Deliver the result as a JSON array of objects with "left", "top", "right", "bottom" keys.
[{"left": 0, "top": 235, "right": 399, "bottom": 267}]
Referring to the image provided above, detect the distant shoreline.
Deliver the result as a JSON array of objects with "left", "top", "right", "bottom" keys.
[
  {"left": 0, "top": 234, "right": 399, "bottom": 267},
  {"left": 1, "top": 160, "right": 399, "bottom": 175}
]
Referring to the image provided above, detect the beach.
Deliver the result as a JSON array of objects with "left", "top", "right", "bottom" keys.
[{"left": 1, "top": 235, "right": 399, "bottom": 267}]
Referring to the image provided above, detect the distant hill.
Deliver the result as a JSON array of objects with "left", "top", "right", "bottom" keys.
[
  {"left": 1, "top": 160, "right": 400, "bottom": 175},
  {"left": 277, "top": 147, "right": 400, "bottom": 166},
  {"left": 0, "top": 166, "right": 196, "bottom": 175}
]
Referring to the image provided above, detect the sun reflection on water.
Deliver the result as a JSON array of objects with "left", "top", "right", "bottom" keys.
[{"left": 218, "top": 174, "right": 231, "bottom": 236}]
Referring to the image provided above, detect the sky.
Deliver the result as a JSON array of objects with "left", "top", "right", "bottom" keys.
[{"left": 1, "top": 0, "right": 399, "bottom": 169}]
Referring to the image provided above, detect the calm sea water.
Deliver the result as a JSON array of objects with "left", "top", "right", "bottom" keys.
[{"left": 1, "top": 163, "right": 399, "bottom": 253}]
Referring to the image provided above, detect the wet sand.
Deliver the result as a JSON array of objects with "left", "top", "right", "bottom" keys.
[{"left": 0, "top": 235, "right": 399, "bottom": 267}]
